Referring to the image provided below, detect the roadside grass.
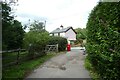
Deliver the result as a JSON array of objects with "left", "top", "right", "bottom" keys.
[
  {"left": 2, "top": 51, "right": 66, "bottom": 79},
  {"left": 3, "top": 51, "right": 28, "bottom": 64},
  {"left": 84, "top": 56, "right": 100, "bottom": 80}
]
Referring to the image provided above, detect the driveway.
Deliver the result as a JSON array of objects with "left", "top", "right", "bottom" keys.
[{"left": 26, "top": 47, "right": 90, "bottom": 78}]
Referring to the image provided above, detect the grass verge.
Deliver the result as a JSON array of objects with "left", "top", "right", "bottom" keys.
[
  {"left": 3, "top": 51, "right": 28, "bottom": 64},
  {"left": 84, "top": 55, "right": 100, "bottom": 80},
  {"left": 2, "top": 51, "right": 66, "bottom": 79}
]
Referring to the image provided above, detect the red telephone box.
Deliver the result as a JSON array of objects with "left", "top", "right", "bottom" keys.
[{"left": 67, "top": 44, "right": 71, "bottom": 51}]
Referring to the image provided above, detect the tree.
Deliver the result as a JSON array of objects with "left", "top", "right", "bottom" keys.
[
  {"left": 74, "top": 28, "right": 87, "bottom": 45},
  {"left": 2, "top": 2, "right": 25, "bottom": 50},
  {"left": 29, "top": 20, "right": 46, "bottom": 32},
  {"left": 23, "top": 20, "right": 49, "bottom": 57},
  {"left": 7, "top": 20, "right": 25, "bottom": 49},
  {"left": 75, "top": 28, "right": 87, "bottom": 40},
  {"left": 23, "top": 31, "right": 50, "bottom": 58},
  {"left": 2, "top": 2, "right": 13, "bottom": 50}
]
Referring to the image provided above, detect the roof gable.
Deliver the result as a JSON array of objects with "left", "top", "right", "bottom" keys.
[
  {"left": 65, "top": 27, "right": 77, "bottom": 34},
  {"left": 50, "top": 27, "right": 77, "bottom": 34}
]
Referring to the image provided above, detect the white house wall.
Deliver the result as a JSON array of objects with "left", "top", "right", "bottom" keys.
[
  {"left": 54, "top": 33, "right": 58, "bottom": 36},
  {"left": 65, "top": 29, "right": 76, "bottom": 40},
  {"left": 60, "top": 33, "right": 65, "bottom": 37}
]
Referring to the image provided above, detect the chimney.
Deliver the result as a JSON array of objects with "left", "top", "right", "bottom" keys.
[{"left": 60, "top": 25, "right": 63, "bottom": 29}]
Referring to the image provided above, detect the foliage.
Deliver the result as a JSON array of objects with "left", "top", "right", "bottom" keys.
[
  {"left": 29, "top": 20, "right": 46, "bottom": 32},
  {"left": 48, "top": 36, "right": 67, "bottom": 51},
  {"left": 74, "top": 38, "right": 83, "bottom": 45},
  {"left": 2, "top": 2, "right": 25, "bottom": 50},
  {"left": 3, "top": 51, "right": 26, "bottom": 62},
  {"left": 8, "top": 20, "right": 25, "bottom": 49},
  {"left": 74, "top": 28, "right": 87, "bottom": 45},
  {"left": 84, "top": 56, "right": 100, "bottom": 80},
  {"left": 23, "top": 19, "right": 49, "bottom": 57},
  {"left": 75, "top": 28, "right": 87, "bottom": 40},
  {"left": 86, "top": 2, "right": 120, "bottom": 79},
  {"left": 2, "top": 52, "right": 60, "bottom": 79},
  {"left": 23, "top": 31, "right": 49, "bottom": 57}
]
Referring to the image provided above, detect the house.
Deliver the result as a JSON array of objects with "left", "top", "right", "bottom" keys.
[{"left": 50, "top": 26, "right": 77, "bottom": 43}]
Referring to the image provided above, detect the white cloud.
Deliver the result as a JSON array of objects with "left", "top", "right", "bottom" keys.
[{"left": 15, "top": 0, "right": 99, "bottom": 32}]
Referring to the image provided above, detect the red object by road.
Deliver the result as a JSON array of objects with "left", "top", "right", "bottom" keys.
[{"left": 67, "top": 44, "right": 71, "bottom": 51}]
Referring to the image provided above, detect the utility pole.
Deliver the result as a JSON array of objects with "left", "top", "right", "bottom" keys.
[{"left": 44, "top": 20, "right": 46, "bottom": 30}]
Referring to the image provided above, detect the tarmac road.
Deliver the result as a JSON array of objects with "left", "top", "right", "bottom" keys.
[{"left": 26, "top": 47, "right": 90, "bottom": 78}]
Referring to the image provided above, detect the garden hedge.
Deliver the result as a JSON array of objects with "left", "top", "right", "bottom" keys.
[
  {"left": 23, "top": 31, "right": 50, "bottom": 58},
  {"left": 48, "top": 36, "right": 67, "bottom": 51},
  {"left": 86, "top": 2, "right": 120, "bottom": 79}
]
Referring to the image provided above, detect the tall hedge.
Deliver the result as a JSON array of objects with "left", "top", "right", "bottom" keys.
[
  {"left": 23, "top": 31, "right": 50, "bottom": 58},
  {"left": 48, "top": 36, "right": 67, "bottom": 51},
  {"left": 86, "top": 2, "right": 120, "bottom": 79}
]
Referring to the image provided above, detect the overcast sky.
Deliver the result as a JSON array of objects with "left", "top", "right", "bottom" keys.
[{"left": 15, "top": 0, "right": 99, "bottom": 32}]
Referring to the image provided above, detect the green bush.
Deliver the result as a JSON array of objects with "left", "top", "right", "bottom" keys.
[
  {"left": 48, "top": 36, "right": 67, "bottom": 51},
  {"left": 86, "top": 2, "right": 120, "bottom": 79},
  {"left": 74, "top": 38, "right": 83, "bottom": 45},
  {"left": 23, "top": 31, "right": 50, "bottom": 58}
]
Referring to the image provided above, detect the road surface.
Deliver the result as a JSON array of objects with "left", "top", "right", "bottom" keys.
[{"left": 26, "top": 47, "right": 90, "bottom": 78}]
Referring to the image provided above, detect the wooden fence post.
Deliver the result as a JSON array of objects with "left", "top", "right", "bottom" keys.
[
  {"left": 17, "top": 49, "right": 20, "bottom": 64},
  {"left": 56, "top": 44, "right": 58, "bottom": 52}
]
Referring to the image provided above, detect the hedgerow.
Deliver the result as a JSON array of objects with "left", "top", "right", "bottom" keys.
[
  {"left": 48, "top": 36, "right": 67, "bottom": 51},
  {"left": 86, "top": 2, "right": 120, "bottom": 79},
  {"left": 23, "top": 31, "right": 50, "bottom": 58}
]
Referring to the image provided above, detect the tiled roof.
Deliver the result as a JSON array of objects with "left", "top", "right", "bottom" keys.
[{"left": 50, "top": 27, "right": 72, "bottom": 34}]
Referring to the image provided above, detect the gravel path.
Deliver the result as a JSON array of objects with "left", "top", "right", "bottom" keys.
[{"left": 26, "top": 47, "right": 90, "bottom": 78}]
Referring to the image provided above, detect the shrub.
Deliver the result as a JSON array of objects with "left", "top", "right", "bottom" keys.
[
  {"left": 74, "top": 38, "right": 83, "bottom": 45},
  {"left": 86, "top": 2, "right": 120, "bottom": 79},
  {"left": 48, "top": 36, "right": 67, "bottom": 51},
  {"left": 23, "top": 31, "right": 50, "bottom": 58}
]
